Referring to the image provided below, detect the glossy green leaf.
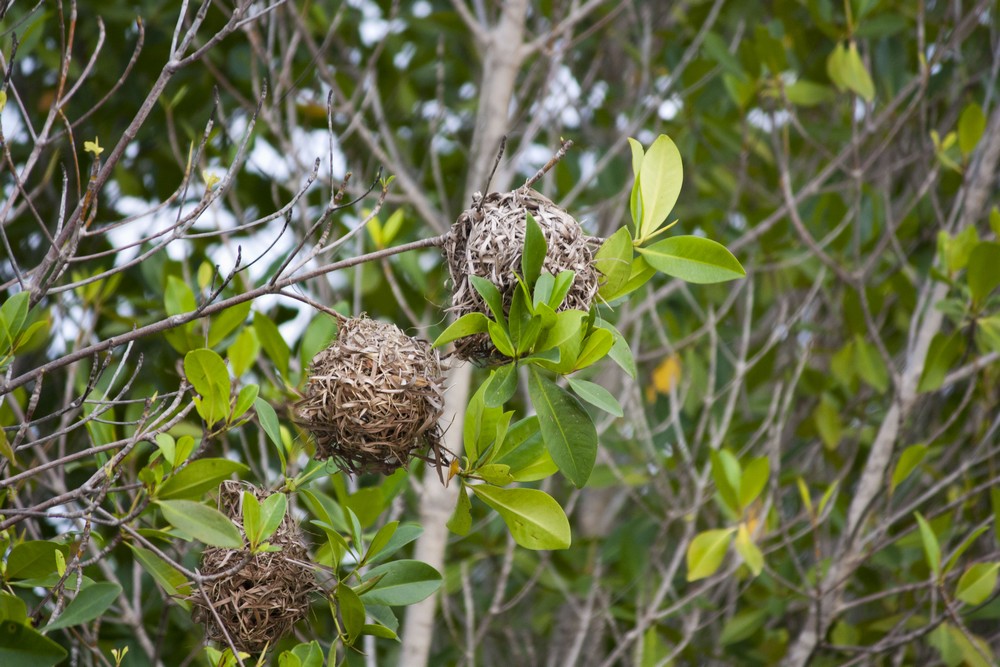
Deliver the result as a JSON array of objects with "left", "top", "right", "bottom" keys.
[
  {"left": 231, "top": 384, "right": 258, "bottom": 422},
  {"left": 43, "top": 582, "right": 122, "bottom": 631},
  {"left": 566, "top": 377, "right": 623, "bottom": 417},
  {"left": 573, "top": 328, "right": 614, "bottom": 371},
  {"left": 258, "top": 493, "right": 287, "bottom": 544},
  {"left": 607, "top": 256, "right": 657, "bottom": 301},
  {"left": 472, "top": 485, "right": 571, "bottom": 550},
  {"left": 469, "top": 276, "right": 507, "bottom": 324},
  {"left": 528, "top": 367, "right": 597, "bottom": 488},
  {"left": 157, "top": 500, "right": 244, "bottom": 549},
  {"left": 487, "top": 319, "right": 515, "bottom": 358},
  {"left": 915, "top": 512, "right": 941, "bottom": 578},
  {"left": 595, "top": 227, "right": 634, "bottom": 299},
  {"left": 548, "top": 270, "right": 576, "bottom": 310},
  {"left": 483, "top": 364, "right": 518, "bottom": 408},
  {"left": 944, "top": 526, "right": 989, "bottom": 576},
  {"left": 157, "top": 459, "right": 248, "bottom": 500},
  {"left": 595, "top": 320, "right": 636, "bottom": 378},
  {"left": 956, "top": 562, "right": 1000, "bottom": 606},
  {"left": 0, "top": 620, "right": 68, "bottom": 666},
  {"left": 890, "top": 444, "right": 929, "bottom": 494},
  {"left": 637, "top": 135, "right": 683, "bottom": 239},
  {"left": 432, "top": 312, "right": 489, "bottom": 348},
  {"left": 686, "top": 528, "right": 736, "bottom": 581},
  {"left": 638, "top": 236, "right": 745, "bottom": 284},
  {"left": 242, "top": 491, "right": 262, "bottom": 546},
  {"left": 360, "top": 560, "right": 442, "bottom": 606},
  {"left": 0, "top": 593, "right": 27, "bottom": 625},
  {"left": 522, "top": 212, "right": 546, "bottom": 287}
]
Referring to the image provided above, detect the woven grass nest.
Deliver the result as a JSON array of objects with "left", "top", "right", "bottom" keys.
[
  {"left": 443, "top": 186, "right": 599, "bottom": 362},
  {"left": 191, "top": 481, "right": 315, "bottom": 653},
  {"left": 297, "top": 317, "right": 446, "bottom": 474}
]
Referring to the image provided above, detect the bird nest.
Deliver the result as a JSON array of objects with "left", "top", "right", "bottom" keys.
[
  {"left": 443, "top": 187, "right": 599, "bottom": 362},
  {"left": 297, "top": 317, "right": 446, "bottom": 475},
  {"left": 191, "top": 481, "right": 315, "bottom": 653}
]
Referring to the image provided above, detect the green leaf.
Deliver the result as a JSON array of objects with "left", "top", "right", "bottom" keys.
[
  {"left": 254, "top": 397, "right": 286, "bottom": 473},
  {"left": 447, "top": 486, "right": 473, "bottom": 536},
  {"left": 814, "top": 394, "right": 843, "bottom": 450},
  {"left": 719, "top": 607, "right": 769, "bottom": 646},
  {"left": 487, "top": 319, "right": 515, "bottom": 357},
  {"left": 573, "top": 328, "right": 614, "bottom": 371},
  {"left": 470, "top": 276, "right": 507, "bottom": 324},
  {"left": 208, "top": 301, "right": 251, "bottom": 348},
  {"left": 956, "top": 562, "right": 1000, "bottom": 606},
  {"left": 595, "top": 227, "right": 634, "bottom": 299},
  {"left": 548, "top": 270, "right": 576, "bottom": 310},
  {"left": 363, "top": 521, "right": 398, "bottom": 564},
  {"left": 595, "top": 320, "right": 636, "bottom": 378},
  {"left": 739, "top": 457, "right": 769, "bottom": 511},
  {"left": 432, "top": 313, "right": 490, "bottom": 348},
  {"left": 522, "top": 212, "right": 547, "bottom": 287},
  {"left": 360, "top": 560, "right": 442, "bottom": 606},
  {"left": 637, "top": 135, "right": 683, "bottom": 240},
  {"left": 638, "top": 236, "right": 745, "bottom": 284},
  {"left": 891, "top": 444, "right": 929, "bottom": 494},
  {"left": 157, "top": 500, "right": 244, "bottom": 549},
  {"left": 536, "top": 309, "right": 587, "bottom": 353},
  {"left": 710, "top": 450, "right": 741, "bottom": 514},
  {"left": 231, "top": 384, "right": 259, "bottom": 422},
  {"left": 527, "top": 367, "right": 597, "bottom": 488},
  {"left": 915, "top": 512, "right": 941, "bottom": 579},
  {"left": 967, "top": 242, "right": 1000, "bottom": 305},
  {"left": 734, "top": 523, "right": 764, "bottom": 576},
  {"left": 958, "top": 103, "right": 986, "bottom": 157},
  {"left": 43, "top": 582, "right": 122, "bottom": 631},
  {"left": 0, "top": 292, "right": 29, "bottom": 349},
  {"left": 463, "top": 381, "right": 503, "bottom": 462},
  {"left": 0, "top": 620, "right": 68, "bottom": 667},
  {"left": 242, "top": 491, "right": 262, "bottom": 546},
  {"left": 627, "top": 138, "right": 645, "bottom": 227},
  {"left": 228, "top": 327, "right": 260, "bottom": 377},
  {"left": 253, "top": 311, "right": 290, "bottom": 378},
  {"left": 784, "top": 80, "right": 834, "bottom": 106},
  {"left": 164, "top": 276, "right": 196, "bottom": 316},
  {"left": 157, "top": 459, "right": 248, "bottom": 500},
  {"left": 944, "top": 526, "right": 989, "bottom": 576},
  {"left": 0, "top": 593, "right": 27, "bottom": 625},
  {"left": 4, "top": 542, "right": 66, "bottom": 580},
  {"left": 471, "top": 485, "right": 571, "bottom": 550},
  {"left": 128, "top": 545, "right": 191, "bottom": 600},
  {"left": 337, "top": 583, "right": 365, "bottom": 645},
  {"left": 183, "top": 348, "right": 231, "bottom": 426},
  {"left": 686, "top": 528, "right": 736, "bottom": 581},
  {"left": 828, "top": 41, "right": 874, "bottom": 101},
  {"left": 566, "top": 377, "right": 623, "bottom": 417},
  {"left": 918, "top": 333, "right": 963, "bottom": 393},
  {"left": 258, "top": 493, "right": 288, "bottom": 544},
  {"left": 854, "top": 335, "right": 888, "bottom": 393},
  {"left": 299, "top": 316, "right": 338, "bottom": 373}
]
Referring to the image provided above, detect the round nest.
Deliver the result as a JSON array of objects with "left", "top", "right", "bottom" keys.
[
  {"left": 297, "top": 317, "right": 446, "bottom": 474},
  {"left": 443, "top": 187, "right": 599, "bottom": 362},
  {"left": 191, "top": 481, "right": 315, "bottom": 653}
]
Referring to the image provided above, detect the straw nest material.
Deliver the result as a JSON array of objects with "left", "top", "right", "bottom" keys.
[
  {"left": 297, "top": 317, "right": 446, "bottom": 474},
  {"left": 443, "top": 187, "right": 599, "bottom": 361},
  {"left": 191, "top": 481, "right": 315, "bottom": 653}
]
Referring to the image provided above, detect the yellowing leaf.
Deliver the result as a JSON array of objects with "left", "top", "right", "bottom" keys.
[
  {"left": 84, "top": 137, "right": 104, "bottom": 157},
  {"left": 649, "top": 354, "right": 681, "bottom": 401}
]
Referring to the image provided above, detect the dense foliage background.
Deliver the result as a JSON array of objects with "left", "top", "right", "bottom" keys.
[{"left": 2, "top": 0, "right": 1000, "bottom": 665}]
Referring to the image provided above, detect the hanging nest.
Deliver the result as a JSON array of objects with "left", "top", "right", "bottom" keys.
[
  {"left": 191, "top": 481, "right": 315, "bottom": 653},
  {"left": 443, "top": 187, "right": 599, "bottom": 362},
  {"left": 296, "top": 317, "right": 446, "bottom": 474}
]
